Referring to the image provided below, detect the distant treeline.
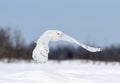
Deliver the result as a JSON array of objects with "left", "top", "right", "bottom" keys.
[{"left": 0, "top": 27, "right": 120, "bottom": 62}]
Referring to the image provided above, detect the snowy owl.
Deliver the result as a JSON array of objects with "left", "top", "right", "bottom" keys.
[{"left": 32, "top": 30, "right": 101, "bottom": 63}]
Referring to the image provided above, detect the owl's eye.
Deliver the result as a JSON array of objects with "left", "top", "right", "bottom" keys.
[{"left": 57, "top": 33, "right": 61, "bottom": 35}]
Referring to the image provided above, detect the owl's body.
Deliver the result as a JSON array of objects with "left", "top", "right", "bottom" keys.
[
  {"left": 32, "top": 43, "right": 49, "bottom": 63},
  {"left": 33, "top": 37, "right": 49, "bottom": 63}
]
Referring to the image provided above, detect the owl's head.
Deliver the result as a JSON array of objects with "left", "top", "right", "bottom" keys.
[{"left": 44, "top": 30, "right": 64, "bottom": 41}]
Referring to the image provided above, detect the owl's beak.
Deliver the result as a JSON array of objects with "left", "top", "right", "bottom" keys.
[{"left": 60, "top": 33, "right": 64, "bottom": 37}]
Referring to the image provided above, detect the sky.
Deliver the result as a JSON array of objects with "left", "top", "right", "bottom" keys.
[{"left": 0, "top": 0, "right": 120, "bottom": 47}]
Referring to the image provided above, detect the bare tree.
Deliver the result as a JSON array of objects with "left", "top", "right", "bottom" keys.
[{"left": 14, "top": 29, "right": 26, "bottom": 49}]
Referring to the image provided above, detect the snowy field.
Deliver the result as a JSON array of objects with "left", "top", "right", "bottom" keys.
[{"left": 0, "top": 60, "right": 120, "bottom": 83}]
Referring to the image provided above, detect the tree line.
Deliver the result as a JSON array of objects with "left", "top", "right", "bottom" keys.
[{"left": 0, "top": 27, "right": 120, "bottom": 62}]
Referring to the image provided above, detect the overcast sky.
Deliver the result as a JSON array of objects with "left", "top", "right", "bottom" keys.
[{"left": 0, "top": 0, "right": 120, "bottom": 47}]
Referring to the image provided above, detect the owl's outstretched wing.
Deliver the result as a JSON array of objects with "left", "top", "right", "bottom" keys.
[{"left": 61, "top": 34, "right": 101, "bottom": 52}]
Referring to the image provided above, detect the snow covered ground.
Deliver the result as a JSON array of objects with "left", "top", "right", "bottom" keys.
[{"left": 0, "top": 60, "right": 120, "bottom": 83}]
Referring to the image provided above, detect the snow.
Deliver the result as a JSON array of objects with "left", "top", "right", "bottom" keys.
[{"left": 0, "top": 60, "right": 120, "bottom": 83}]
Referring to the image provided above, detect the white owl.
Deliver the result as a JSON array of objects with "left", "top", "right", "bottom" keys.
[{"left": 32, "top": 30, "right": 101, "bottom": 63}]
